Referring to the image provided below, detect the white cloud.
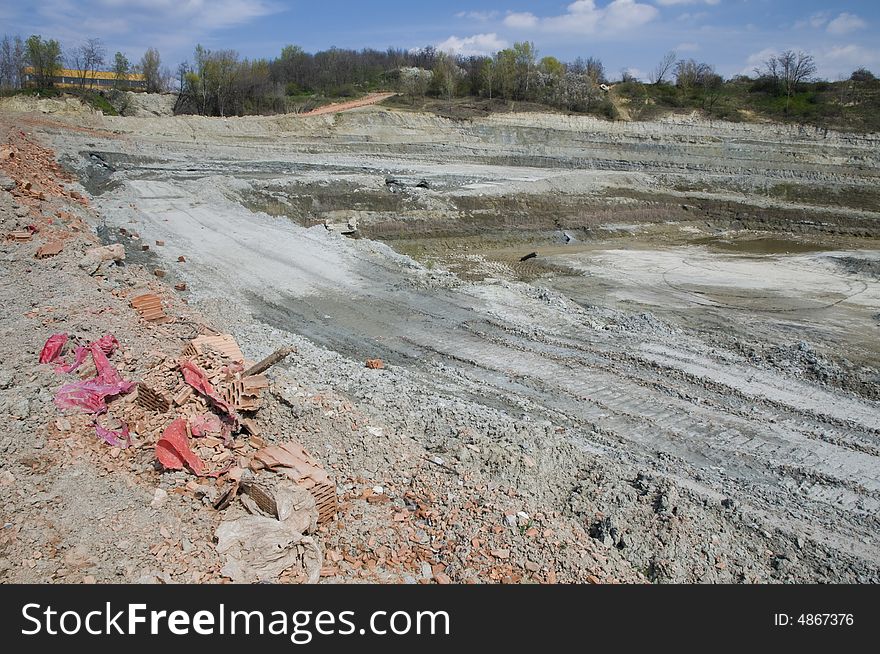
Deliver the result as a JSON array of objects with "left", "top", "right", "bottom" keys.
[
  {"left": 794, "top": 11, "right": 867, "bottom": 35},
  {"left": 809, "top": 12, "right": 831, "bottom": 29},
  {"left": 435, "top": 33, "right": 507, "bottom": 57},
  {"left": 455, "top": 10, "right": 500, "bottom": 22},
  {"left": 741, "top": 47, "right": 777, "bottom": 76},
  {"left": 826, "top": 12, "right": 867, "bottom": 36},
  {"left": 502, "top": 0, "right": 659, "bottom": 35},
  {"left": 813, "top": 44, "right": 880, "bottom": 78},
  {"left": 15, "top": 0, "right": 283, "bottom": 61},
  {"left": 742, "top": 44, "right": 879, "bottom": 80},
  {"left": 91, "top": 0, "right": 280, "bottom": 30},
  {"left": 675, "top": 42, "right": 700, "bottom": 52},
  {"left": 504, "top": 12, "right": 539, "bottom": 29}
]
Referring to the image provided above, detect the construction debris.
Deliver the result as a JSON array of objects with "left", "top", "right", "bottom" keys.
[
  {"left": 323, "top": 216, "right": 359, "bottom": 235},
  {"left": 179, "top": 359, "right": 239, "bottom": 422},
  {"left": 39, "top": 332, "right": 135, "bottom": 447},
  {"left": 240, "top": 417, "right": 261, "bottom": 437},
  {"left": 243, "top": 346, "right": 294, "bottom": 377},
  {"left": 251, "top": 441, "right": 338, "bottom": 524},
  {"left": 79, "top": 243, "right": 125, "bottom": 275},
  {"left": 35, "top": 240, "right": 64, "bottom": 259},
  {"left": 135, "top": 383, "right": 171, "bottom": 413},
  {"left": 183, "top": 334, "right": 245, "bottom": 364},
  {"left": 9, "top": 229, "right": 32, "bottom": 242},
  {"left": 225, "top": 375, "right": 269, "bottom": 412},
  {"left": 156, "top": 418, "right": 216, "bottom": 477},
  {"left": 215, "top": 512, "right": 322, "bottom": 584},
  {"left": 130, "top": 293, "right": 169, "bottom": 323},
  {"left": 216, "top": 479, "right": 322, "bottom": 584}
]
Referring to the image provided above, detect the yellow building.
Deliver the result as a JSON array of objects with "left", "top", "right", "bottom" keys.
[{"left": 23, "top": 67, "right": 147, "bottom": 90}]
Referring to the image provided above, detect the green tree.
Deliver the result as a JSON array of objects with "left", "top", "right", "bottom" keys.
[
  {"left": 140, "top": 47, "right": 163, "bottom": 92},
  {"left": 513, "top": 41, "right": 537, "bottom": 99},
  {"left": 495, "top": 48, "right": 517, "bottom": 100},
  {"left": 112, "top": 51, "right": 130, "bottom": 90},
  {"left": 481, "top": 58, "right": 495, "bottom": 99},
  {"left": 432, "top": 52, "right": 461, "bottom": 100},
  {"left": 539, "top": 56, "right": 564, "bottom": 79},
  {"left": 24, "top": 34, "right": 62, "bottom": 87}
]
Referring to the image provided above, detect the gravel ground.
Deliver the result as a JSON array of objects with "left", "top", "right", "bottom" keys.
[{"left": 1, "top": 102, "right": 879, "bottom": 584}]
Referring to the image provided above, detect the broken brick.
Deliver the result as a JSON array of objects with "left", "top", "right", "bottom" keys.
[
  {"left": 35, "top": 240, "right": 64, "bottom": 259},
  {"left": 130, "top": 293, "right": 169, "bottom": 323}
]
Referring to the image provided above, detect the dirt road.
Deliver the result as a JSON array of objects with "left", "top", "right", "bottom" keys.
[{"left": 300, "top": 93, "right": 396, "bottom": 117}]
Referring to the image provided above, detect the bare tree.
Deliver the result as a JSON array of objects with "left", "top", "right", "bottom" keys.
[
  {"left": 758, "top": 50, "right": 817, "bottom": 110},
  {"left": 675, "top": 59, "right": 715, "bottom": 91},
  {"left": 585, "top": 56, "right": 605, "bottom": 84},
  {"left": 81, "top": 38, "right": 105, "bottom": 88},
  {"left": 67, "top": 44, "right": 85, "bottom": 87},
  {"left": 0, "top": 35, "right": 26, "bottom": 89},
  {"left": 650, "top": 50, "right": 676, "bottom": 85},
  {"left": 176, "top": 61, "right": 189, "bottom": 93}
]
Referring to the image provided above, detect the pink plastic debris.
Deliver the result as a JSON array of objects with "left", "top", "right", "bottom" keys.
[
  {"left": 54, "top": 378, "right": 136, "bottom": 414},
  {"left": 54, "top": 345, "right": 88, "bottom": 374},
  {"left": 179, "top": 359, "right": 238, "bottom": 422},
  {"left": 94, "top": 420, "right": 131, "bottom": 448},
  {"left": 93, "top": 334, "right": 120, "bottom": 355},
  {"left": 91, "top": 341, "right": 127, "bottom": 385},
  {"left": 155, "top": 418, "right": 227, "bottom": 478},
  {"left": 39, "top": 333, "right": 68, "bottom": 364},
  {"left": 42, "top": 332, "right": 135, "bottom": 447},
  {"left": 189, "top": 413, "right": 225, "bottom": 437},
  {"left": 156, "top": 418, "right": 204, "bottom": 475}
]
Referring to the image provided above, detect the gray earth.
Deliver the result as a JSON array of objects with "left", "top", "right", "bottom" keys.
[{"left": 3, "top": 99, "right": 879, "bottom": 583}]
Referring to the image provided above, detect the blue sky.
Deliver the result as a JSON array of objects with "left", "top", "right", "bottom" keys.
[{"left": 2, "top": 1, "right": 878, "bottom": 80}]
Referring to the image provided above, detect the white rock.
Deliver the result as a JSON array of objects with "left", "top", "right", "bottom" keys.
[{"left": 150, "top": 488, "right": 168, "bottom": 508}]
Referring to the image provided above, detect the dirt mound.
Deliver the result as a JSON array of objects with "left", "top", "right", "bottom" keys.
[
  {"left": 0, "top": 94, "right": 96, "bottom": 117},
  {"left": 120, "top": 92, "right": 177, "bottom": 117}
]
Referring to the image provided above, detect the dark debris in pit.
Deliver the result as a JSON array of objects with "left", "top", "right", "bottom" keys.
[
  {"left": 96, "top": 224, "right": 189, "bottom": 297},
  {"left": 832, "top": 255, "right": 880, "bottom": 280}
]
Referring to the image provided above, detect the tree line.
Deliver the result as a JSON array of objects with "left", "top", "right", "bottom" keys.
[
  {"left": 173, "top": 41, "right": 616, "bottom": 117},
  {"left": 2, "top": 32, "right": 875, "bottom": 123},
  {"left": 163, "top": 42, "right": 877, "bottom": 119},
  {"left": 0, "top": 34, "right": 171, "bottom": 93}
]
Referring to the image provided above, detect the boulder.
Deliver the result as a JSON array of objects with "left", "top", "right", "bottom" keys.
[{"left": 79, "top": 243, "right": 125, "bottom": 275}]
